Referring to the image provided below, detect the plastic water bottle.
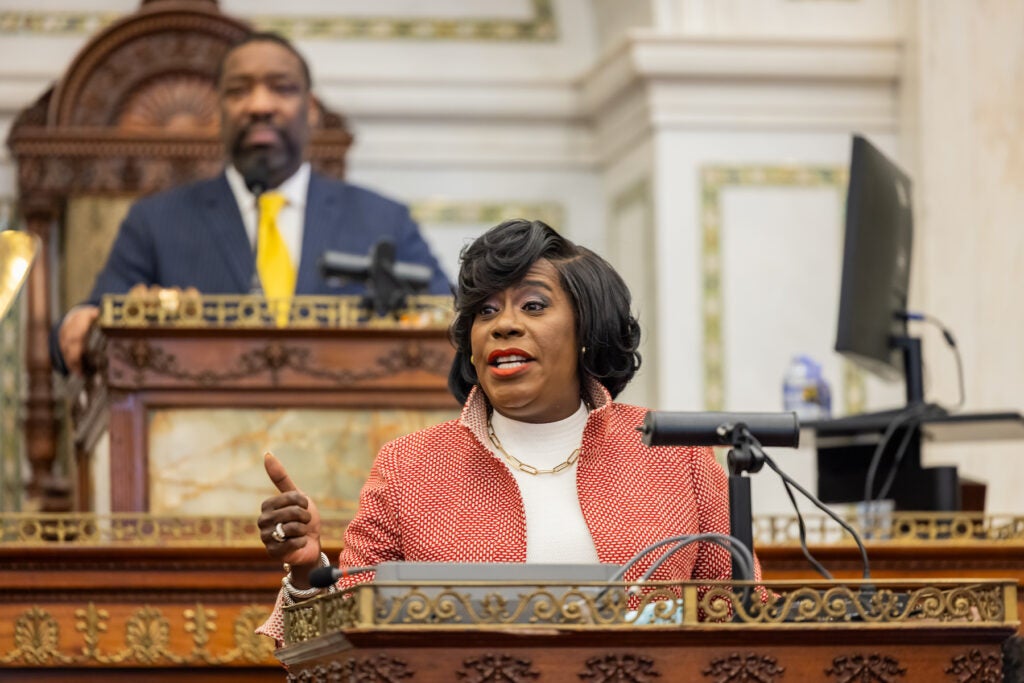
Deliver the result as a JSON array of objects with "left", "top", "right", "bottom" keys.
[{"left": 782, "top": 355, "right": 832, "bottom": 421}]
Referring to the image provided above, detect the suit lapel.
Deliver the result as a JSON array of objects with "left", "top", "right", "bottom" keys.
[
  {"left": 199, "top": 174, "right": 254, "bottom": 293},
  {"left": 296, "top": 173, "right": 343, "bottom": 294}
]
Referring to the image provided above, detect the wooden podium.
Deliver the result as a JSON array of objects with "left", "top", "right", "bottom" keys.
[
  {"left": 73, "top": 294, "right": 458, "bottom": 512},
  {"left": 276, "top": 577, "right": 1019, "bottom": 682}
]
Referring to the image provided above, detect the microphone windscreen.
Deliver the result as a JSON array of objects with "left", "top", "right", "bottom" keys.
[
  {"left": 319, "top": 251, "right": 371, "bottom": 279},
  {"left": 309, "top": 565, "right": 338, "bottom": 588},
  {"left": 639, "top": 411, "right": 800, "bottom": 448}
]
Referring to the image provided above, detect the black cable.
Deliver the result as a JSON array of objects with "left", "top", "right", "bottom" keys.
[
  {"left": 875, "top": 414, "right": 924, "bottom": 501},
  {"left": 778, "top": 472, "right": 833, "bottom": 580},
  {"left": 862, "top": 404, "right": 928, "bottom": 509},
  {"left": 759, "top": 448, "right": 872, "bottom": 580},
  {"left": 898, "top": 310, "right": 966, "bottom": 412},
  {"left": 612, "top": 533, "right": 755, "bottom": 583},
  {"left": 918, "top": 312, "right": 966, "bottom": 412}
]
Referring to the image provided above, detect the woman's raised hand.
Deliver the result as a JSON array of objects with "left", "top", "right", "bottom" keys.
[{"left": 258, "top": 452, "right": 323, "bottom": 573}]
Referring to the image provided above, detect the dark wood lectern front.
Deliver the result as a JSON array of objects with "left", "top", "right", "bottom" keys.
[
  {"left": 73, "top": 294, "right": 457, "bottom": 512},
  {"left": 276, "top": 578, "right": 1019, "bottom": 682}
]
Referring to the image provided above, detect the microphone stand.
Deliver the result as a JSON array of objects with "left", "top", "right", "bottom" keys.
[{"left": 720, "top": 422, "right": 765, "bottom": 581}]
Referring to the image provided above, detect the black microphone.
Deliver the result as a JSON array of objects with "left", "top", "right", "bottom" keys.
[
  {"left": 309, "top": 564, "right": 377, "bottom": 588},
  {"left": 638, "top": 411, "right": 800, "bottom": 448},
  {"left": 320, "top": 239, "right": 434, "bottom": 317},
  {"left": 319, "top": 249, "right": 433, "bottom": 286}
]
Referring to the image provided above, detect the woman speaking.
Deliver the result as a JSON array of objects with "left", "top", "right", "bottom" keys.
[{"left": 256, "top": 219, "right": 745, "bottom": 642}]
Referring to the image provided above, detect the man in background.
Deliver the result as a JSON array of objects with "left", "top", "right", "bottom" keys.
[{"left": 54, "top": 31, "right": 450, "bottom": 374}]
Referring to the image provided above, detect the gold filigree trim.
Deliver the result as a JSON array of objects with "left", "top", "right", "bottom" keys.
[
  {"left": 0, "top": 603, "right": 275, "bottom": 666},
  {"left": 283, "top": 579, "right": 1015, "bottom": 643},
  {"left": 1, "top": 197, "right": 23, "bottom": 515},
  {"left": 753, "top": 513, "right": 1024, "bottom": 546},
  {"left": 0, "top": 1, "right": 557, "bottom": 41},
  {"left": 0, "top": 513, "right": 349, "bottom": 547},
  {"left": 410, "top": 200, "right": 564, "bottom": 228},
  {"left": 99, "top": 293, "right": 452, "bottom": 329}
]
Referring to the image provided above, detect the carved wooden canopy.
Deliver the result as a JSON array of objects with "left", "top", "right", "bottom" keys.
[{"left": 8, "top": 0, "right": 352, "bottom": 209}]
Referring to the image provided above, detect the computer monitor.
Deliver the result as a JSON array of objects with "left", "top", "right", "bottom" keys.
[
  {"left": 834, "top": 134, "right": 914, "bottom": 387},
  {"left": 815, "top": 134, "right": 959, "bottom": 511}
]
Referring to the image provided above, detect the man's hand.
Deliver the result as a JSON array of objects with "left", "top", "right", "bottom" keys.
[
  {"left": 258, "top": 452, "right": 323, "bottom": 587},
  {"left": 58, "top": 306, "right": 100, "bottom": 375}
]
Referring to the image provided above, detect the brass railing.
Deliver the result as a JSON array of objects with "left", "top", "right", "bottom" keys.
[
  {"left": 99, "top": 293, "right": 453, "bottom": 329},
  {"left": 0, "top": 513, "right": 350, "bottom": 547},
  {"left": 283, "top": 579, "right": 1018, "bottom": 643},
  {"left": 754, "top": 513, "right": 1024, "bottom": 545},
  {"left": 4, "top": 513, "right": 1023, "bottom": 547}
]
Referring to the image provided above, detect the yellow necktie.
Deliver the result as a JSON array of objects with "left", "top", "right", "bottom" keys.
[{"left": 256, "top": 192, "right": 295, "bottom": 325}]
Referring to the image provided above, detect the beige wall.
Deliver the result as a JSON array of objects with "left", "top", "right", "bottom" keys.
[{"left": 906, "top": 0, "right": 1024, "bottom": 512}]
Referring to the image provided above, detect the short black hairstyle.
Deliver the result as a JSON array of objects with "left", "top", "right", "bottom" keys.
[
  {"left": 216, "top": 31, "right": 312, "bottom": 90},
  {"left": 448, "top": 219, "right": 641, "bottom": 404}
]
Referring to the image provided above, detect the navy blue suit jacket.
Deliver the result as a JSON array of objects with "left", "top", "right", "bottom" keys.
[
  {"left": 87, "top": 171, "right": 450, "bottom": 301},
  {"left": 52, "top": 172, "right": 451, "bottom": 373}
]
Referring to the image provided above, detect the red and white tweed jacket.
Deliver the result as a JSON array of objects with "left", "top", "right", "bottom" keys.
[{"left": 258, "top": 380, "right": 741, "bottom": 643}]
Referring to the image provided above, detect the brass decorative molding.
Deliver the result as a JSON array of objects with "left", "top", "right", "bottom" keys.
[
  {"left": 283, "top": 579, "right": 1015, "bottom": 643},
  {"left": 702, "top": 583, "right": 1005, "bottom": 625},
  {"left": 0, "top": 1, "right": 558, "bottom": 42},
  {"left": 699, "top": 165, "right": 857, "bottom": 412},
  {"left": 100, "top": 293, "right": 453, "bottom": 329},
  {"left": 0, "top": 602, "right": 275, "bottom": 666},
  {"left": 753, "top": 513, "right": 1024, "bottom": 546},
  {"left": 0, "top": 513, "right": 349, "bottom": 547},
  {"left": 410, "top": 200, "right": 564, "bottom": 229}
]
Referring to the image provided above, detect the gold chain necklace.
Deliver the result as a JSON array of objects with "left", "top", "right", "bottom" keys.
[{"left": 486, "top": 419, "right": 581, "bottom": 476}]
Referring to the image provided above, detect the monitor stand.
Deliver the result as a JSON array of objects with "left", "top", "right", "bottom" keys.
[{"left": 810, "top": 334, "right": 960, "bottom": 510}]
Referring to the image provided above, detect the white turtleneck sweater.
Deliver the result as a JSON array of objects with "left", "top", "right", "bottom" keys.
[{"left": 487, "top": 402, "right": 600, "bottom": 563}]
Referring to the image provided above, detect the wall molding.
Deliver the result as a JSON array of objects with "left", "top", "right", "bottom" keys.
[
  {"left": 0, "top": 0, "right": 557, "bottom": 42},
  {"left": 698, "top": 164, "right": 864, "bottom": 412}
]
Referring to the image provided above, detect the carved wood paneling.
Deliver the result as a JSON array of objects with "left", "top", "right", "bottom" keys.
[
  {"left": 703, "top": 652, "right": 784, "bottom": 683},
  {"left": 945, "top": 649, "right": 1002, "bottom": 683},
  {"left": 105, "top": 338, "right": 451, "bottom": 388},
  {"left": 457, "top": 654, "right": 539, "bottom": 682},
  {"left": 825, "top": 654, "right": 906, "bottom": 682},
  {"left": 579, "top": 653, "right": 661, "bottom": 682},
  {"left": 285, "top": 655, "right": 412, "bottom": 683}
]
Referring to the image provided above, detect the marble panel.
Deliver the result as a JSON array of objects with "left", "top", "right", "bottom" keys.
[{"left": 147, "top": 407, "right": 458, "bottom": 516}]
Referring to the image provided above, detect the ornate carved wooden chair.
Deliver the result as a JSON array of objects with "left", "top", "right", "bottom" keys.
[{"left": 6, "top": 0, "right": 351, "bottom": 509}]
